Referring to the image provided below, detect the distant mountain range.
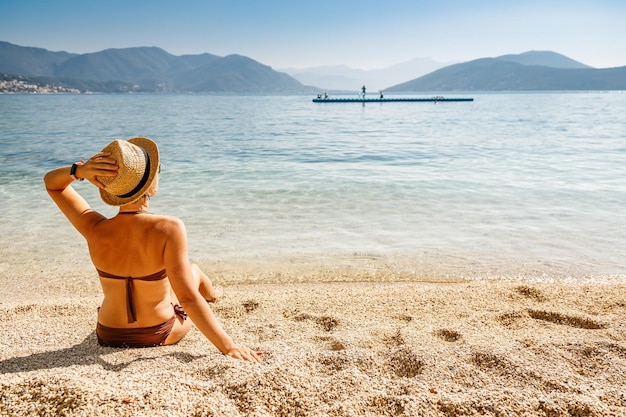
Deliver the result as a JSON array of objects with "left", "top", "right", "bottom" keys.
[
  {"left": 0, "top": 41, "right": 313, "bottom": 93},
  {"left": 1, "top": 41, "right": 625, "bottom": 93},
  {"left": 386, "top": 51, "right": 626, "bottom": 91},
  {"left": 280, "top": 57, "right": 458, "bottom": 92}
]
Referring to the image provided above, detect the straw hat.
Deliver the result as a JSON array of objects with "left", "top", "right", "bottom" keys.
[{"left": 98, "top": 137, "right": 160, "bottom": 206}]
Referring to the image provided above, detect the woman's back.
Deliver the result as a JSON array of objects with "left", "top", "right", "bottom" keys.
[
  {"left": 88, "top": 212, "right": 168, "bottom": 275},
  {"left": 89, "top": 212, "right": 175, "bottom": 328}
]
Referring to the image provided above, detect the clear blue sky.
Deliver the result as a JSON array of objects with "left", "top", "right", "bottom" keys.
[{"left": 2, "top": 0, "right": 625, "bottom": 69}]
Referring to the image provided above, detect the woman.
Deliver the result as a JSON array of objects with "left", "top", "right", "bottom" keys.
[{"left": 44, "top": 137, "right": 261, "bottom": 362}]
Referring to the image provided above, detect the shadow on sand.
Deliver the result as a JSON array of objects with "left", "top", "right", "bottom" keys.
[{"left": 0, "top": 331, "right": 207, "bottom": 374}]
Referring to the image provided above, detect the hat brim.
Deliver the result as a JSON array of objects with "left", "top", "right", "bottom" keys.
[{"left": 99, "top": 137, "right": 160, "bottom": 206}]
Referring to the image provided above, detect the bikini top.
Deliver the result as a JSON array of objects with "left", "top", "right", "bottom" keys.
[{"left": 97, "top": 268, "right": 168, "bottom": 323}]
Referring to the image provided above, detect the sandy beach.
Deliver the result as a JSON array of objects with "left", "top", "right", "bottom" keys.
[{"left": 1, "top": 258, "right": 624, "bottom": 417}]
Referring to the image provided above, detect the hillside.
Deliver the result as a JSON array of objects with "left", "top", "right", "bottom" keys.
[
  {"left": 0, "top": 41, "right": 312, "bottom": 93},
  {"left": 387, "top": 51, "right": 626, "bottom": 91},
  {"left": 178, "top": 54, "right": 304, "bottom": 92},
  {"left": 494, "top": 50, "right": 591, "bottom": 69},
  {"left": 0, "top": 41, "right": 76, "bottom": 76}
]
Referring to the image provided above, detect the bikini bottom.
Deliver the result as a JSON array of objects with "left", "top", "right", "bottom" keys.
[{"left": 96, "top": 304, "right": 187, "bottom": 348}]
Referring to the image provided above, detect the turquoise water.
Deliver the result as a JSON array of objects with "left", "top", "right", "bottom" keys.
[{"left": 1, "top": 93, "right": 625, "bottom": 279}]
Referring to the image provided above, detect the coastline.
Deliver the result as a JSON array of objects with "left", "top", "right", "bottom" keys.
[{"left": 1, "top": 262, "right": 624, "bottom": 416}]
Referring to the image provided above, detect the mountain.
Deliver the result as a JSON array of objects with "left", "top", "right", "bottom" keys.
[
  {"left": 53, "top": 46, "right": 219, "bottom": 84},
  {"left": 281, "top": 57, "right": 457, "bottom": 92},
  {"left": 387, "top": 51, "right": 626, "bottom": 91},
  {"left": 494, "top": 50, "right": 591, "bottom": 69},
  {"left": 0, "top": 41, "right": 313, "bottom": 93},
  {"left": 0, "top": 41, "right": 76, "bottom": 76},
  {"left": 178, "top": 54, "right": 304, "bottom": 92}
]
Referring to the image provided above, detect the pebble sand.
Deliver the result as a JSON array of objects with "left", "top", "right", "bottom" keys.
[{"left": 1, "top": 260, "right": 625, "bottom": 416}]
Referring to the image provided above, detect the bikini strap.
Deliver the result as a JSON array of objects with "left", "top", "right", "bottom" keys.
[
  {"left": 96, "top": 269, "right": 168, "bottom": 323},
  {"left": 96, "top": 269, "right": 167, "bottom": 281}
]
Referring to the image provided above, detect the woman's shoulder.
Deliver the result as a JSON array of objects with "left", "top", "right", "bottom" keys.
[
  {"left": 149, "top": 213, "right": 186, "bottom": 233},
  {"left": 147, "top": 214, "right": 188, "bottom": 250}
]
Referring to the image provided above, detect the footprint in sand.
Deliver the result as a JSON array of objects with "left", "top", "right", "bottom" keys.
[
  {"left": 318, "top": 352, "right": 350, "bottom": 372},
  {"left": 242, "top": 299, "right": 260, "bottom": 313},
  {"left": 383, "top": 329, "right": 405, "bottom": 347},
  {"left": 290, "top": 311, "right": 339, "bottom": 332},
  {"left": 527, "top": 310, "right": 604, "bottom": 329},
  {"left": 496, "top": 309, "right": 604, "bottom": 330},
  {"left": 316, "top": 335, "right": 346, "bottom": 351},
  {"left": 496, "top": 311, "right": 527, "bottom": 327},
  {"left": 213, "top": 300, "right": 261, "bottom": 318},
  {"left": 469, "top": 350, "right": 524, "bottom": 378},
  {"left": 434, "top": 329, "right": 462, "bottom": 342},
  {"left": 514, "top": 285, "right": 547, "bottom": 302},
  {"left": 387, "top": 347, "right": 425, "bottom": 378}
]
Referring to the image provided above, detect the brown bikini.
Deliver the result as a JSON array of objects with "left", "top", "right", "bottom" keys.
[{"left": 95, "top": 268, "right": 187, "bottom": 348}]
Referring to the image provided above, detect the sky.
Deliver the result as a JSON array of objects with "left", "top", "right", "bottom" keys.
[{"left": 2, "top": 0, "right": 625, "bottom": 70}]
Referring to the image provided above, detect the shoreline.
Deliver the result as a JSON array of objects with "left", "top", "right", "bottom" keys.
[{"left": 1, "top": 267, "right": 625, "bottom": 416}]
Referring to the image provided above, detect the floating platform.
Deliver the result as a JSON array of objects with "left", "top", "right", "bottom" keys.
[{"left": 312, "top": 97, "right": 473, "bottom": 103}]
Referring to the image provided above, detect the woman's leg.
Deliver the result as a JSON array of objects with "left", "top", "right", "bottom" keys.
[{"left": 191, "top": 263, "right": 221, "bottom": 302}]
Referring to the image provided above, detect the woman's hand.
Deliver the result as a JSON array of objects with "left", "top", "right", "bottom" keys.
[
  {"left": 225, "top": 346, "right": 263, "bottom": 363},
  {"left": 77, "top": 152, "right": 119, "bottom": 189}
]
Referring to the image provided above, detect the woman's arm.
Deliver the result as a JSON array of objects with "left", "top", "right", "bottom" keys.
[
  {"left": 44, "top": 152, "right": 118, "bottom": 237},
  {"left": 163, "top": 217, "right": 261, "bottom": 362}
]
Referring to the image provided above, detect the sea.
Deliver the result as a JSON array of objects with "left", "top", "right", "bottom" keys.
[{"left": 1, "top": 92, "right": 625, "bottom": 281}]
